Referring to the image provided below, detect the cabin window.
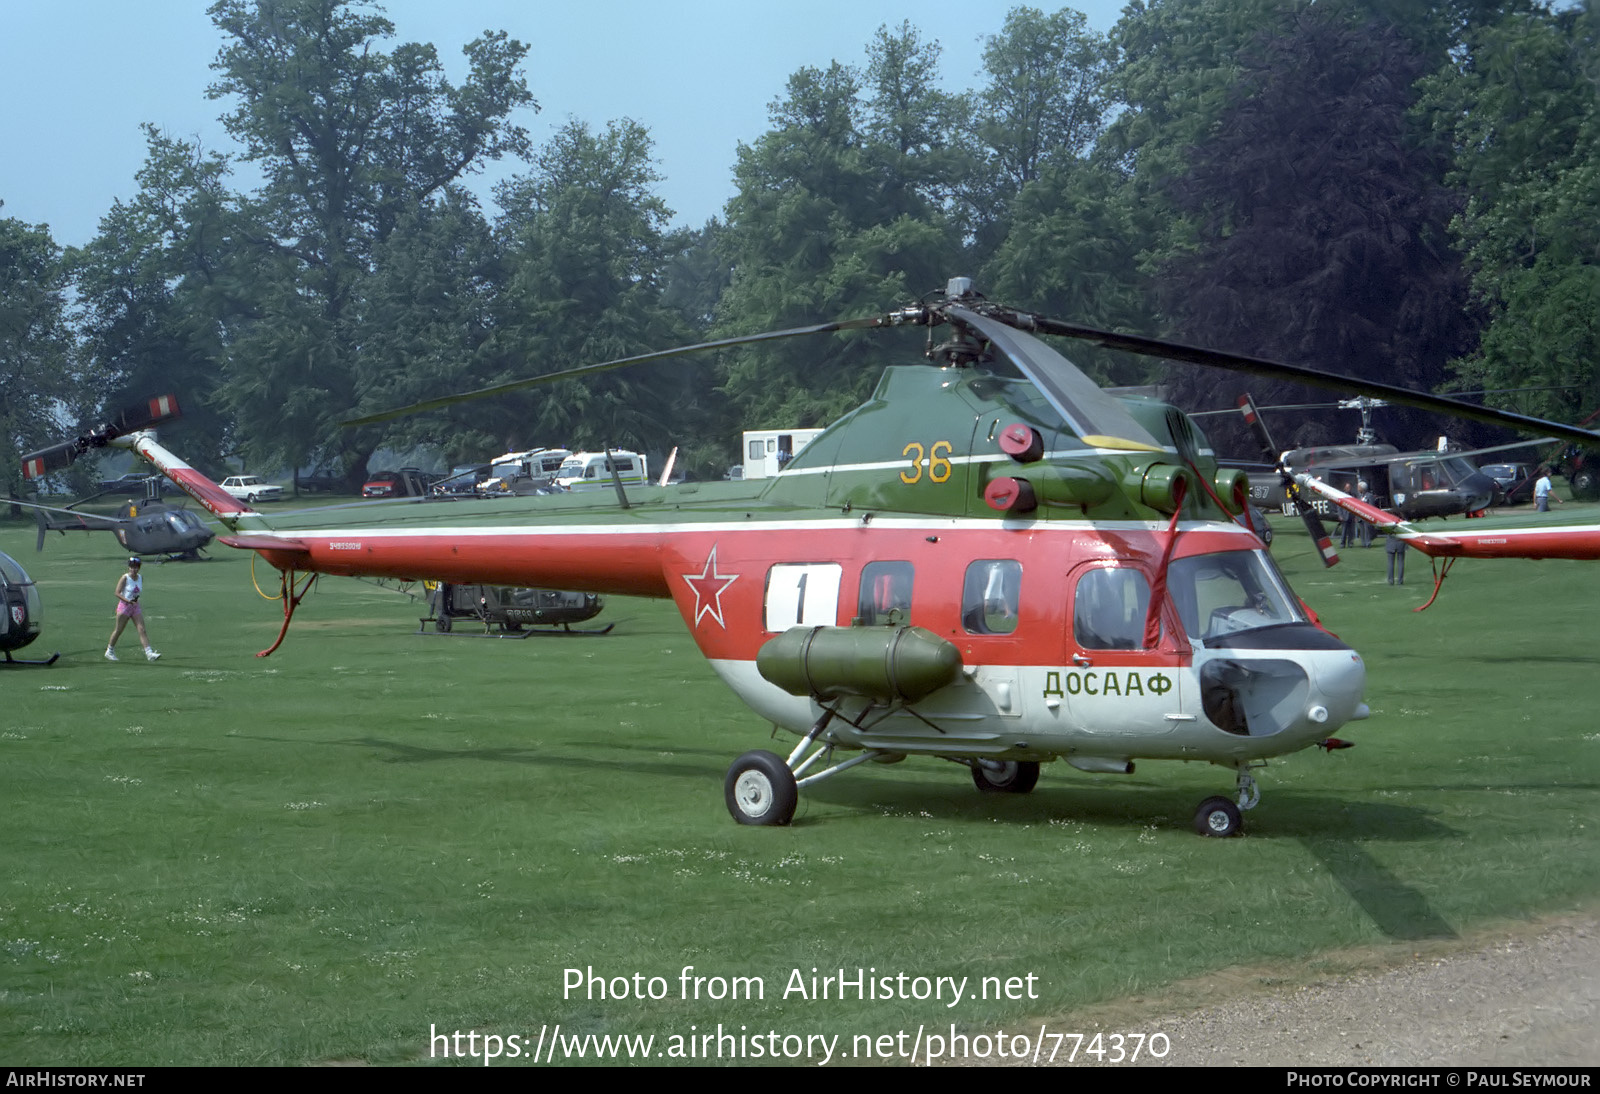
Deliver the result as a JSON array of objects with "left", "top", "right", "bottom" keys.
[
  {"left": 1074, "top": 567, "right": 1152, "bottom": 650},
  {"left": 961, "top": 559, "right": 1021, "bottom": 635},
  {"left": 764, "top": 563, "right": 843, "bottom": 631},
  {"left": 857, "top": 561, "right": 913, "bottom": 626}
]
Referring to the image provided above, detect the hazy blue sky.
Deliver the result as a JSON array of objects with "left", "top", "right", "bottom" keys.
[{"left": 0, "top": 1, "right": 1129, "bottom": 248}]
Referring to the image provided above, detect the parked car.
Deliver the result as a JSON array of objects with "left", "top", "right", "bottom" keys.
[
  {"left": 295, "top": 469, "right": 344, "bottom": 493},
  {"left": 1481, "top": 462, "right": 1536, "bottom": 505},
  {"left": 362, "top": 467, "right": 440, "bottom": 498},
  {"left": 219, "top": 475, "right": 284, "bottom": 503},
  {"left": 432, "top": 464, "right": 489, "bottom": 497},
  {"left": 96, "top": 473, "right": 177, "bottom": 496}
]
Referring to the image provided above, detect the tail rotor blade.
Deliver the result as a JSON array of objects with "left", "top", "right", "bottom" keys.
[
  {"left": 1237, "top": 394, "right": 1279, "bottom": 460},
  {"left": 1296, "top": 503, "right": 1341, "bottom": 568},
  {"left": 1238, "top": 393, "right": 1339, "bottom": 567}
]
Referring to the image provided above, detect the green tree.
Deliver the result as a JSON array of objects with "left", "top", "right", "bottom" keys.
[
  {"left": 71, "top": 127, "right": 235, "bottom": 473},
  {"left": 716, "top": 47, "right": 964, "bottom": 428},
  {"left": 962, "top": 4, "right": 1113, "bottom": 255},
  {"left": 0, "top": 211, "right": 85, "bottom": 499},
  {"left": 348, "top": 189, "right": 503, "bottom": 467},
  {"left": 204, "top": 0, "right": 534, "bottom": 471},
  {"left": 486, "top": 120, "right": 706, "bottom": 465},
  {"left": 1425, "top": 1, "right": 1600, "bottom": 423},
  {"left": 981, "top": 159, "right": 1154, "bottom": 385},
  {"left": 1154, "top": 9, "right": 1474, "bottom": 452},
  {"left": 862, "top": 21, "right": 971, "bottom": 214}
]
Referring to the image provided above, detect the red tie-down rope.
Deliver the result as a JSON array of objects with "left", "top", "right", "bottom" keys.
[
  {"left": 1143, "top": 476, "right": 1189, "bottom": 649},
  {"left": 257, "top": 568, "right": 319, "bottom": 657}
]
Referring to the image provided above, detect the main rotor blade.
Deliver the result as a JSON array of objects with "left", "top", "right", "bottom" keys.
[
  {"left": 1290, "top": 438, "right": 1560, "bottom": 473},
  {"left": 20, "top": 440, "right": 82, "bottom": 478},
  {"left": 1007, "top": 313, "right": 1600, "bottom": 449},
  {"left": 343, "top": 317, "right": 889, "bottom": 428},
  {"left": 109, "top": 394, "right": 182, "bottom": 434},
  {"left": 20, "top": 395, "right": 184, "bottom": 478},
  {"left": 950, "top": 307, "right": 1164, "bottom": 452}
]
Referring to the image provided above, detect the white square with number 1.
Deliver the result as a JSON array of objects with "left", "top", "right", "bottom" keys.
[{"left": 763, "top": 564, "right": 842, "bottom": 631}]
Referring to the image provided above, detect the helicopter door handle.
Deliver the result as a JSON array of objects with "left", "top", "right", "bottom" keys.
[{"left": 1072, "top": 655, "right": 1093, "bottom": 667}]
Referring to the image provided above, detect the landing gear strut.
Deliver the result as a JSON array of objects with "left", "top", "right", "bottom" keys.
[{"left": 723, "top": 708, "right": 890, "bottom": 826}]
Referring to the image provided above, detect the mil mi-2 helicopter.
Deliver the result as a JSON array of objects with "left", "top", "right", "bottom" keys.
[
  {"left": 24, "top": 281, "right": 1600, "bottom": 835},
  {"left": 29, "top": 475, "right": 214, "bottom": 560}
]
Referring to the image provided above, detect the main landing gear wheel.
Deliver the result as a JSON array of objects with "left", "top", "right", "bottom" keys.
[
  {"left": 971, "top": 760, "right": 1040, "bottom": 794},
  {"left": 1572, "top": 467, "right": 1599, "bottom": 501},
  {"left": 725, "top": 750, "right": 798, "bottom": 826},
  {"left": 1194, "top": 796, "right": 1242, "bottom": 838}
]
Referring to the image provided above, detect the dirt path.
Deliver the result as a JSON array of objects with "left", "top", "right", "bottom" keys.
[{"left": 1039, "top": 910, "right": 1599, "bottom": 1067}]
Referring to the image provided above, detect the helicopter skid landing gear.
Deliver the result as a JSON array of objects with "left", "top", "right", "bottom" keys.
[
  {"left": 3, "top": 650, "right": 60, "bottom": 667},
  {"left": 725, "top": 751, "right": 798, "bottom": 826},
  {"left": 970, "top": 759, "right": 1040, "bottom": 794}
]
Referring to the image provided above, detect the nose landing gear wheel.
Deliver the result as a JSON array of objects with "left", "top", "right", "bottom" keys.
[
  {"left": 725, "top": 750, "right": 798, "bottom": 826},
  {"left": 971, "top": 760, "right": 1040, "bottom": 794},
  {"left": 1194, "top": 795, "right": 1242, "bottom": 837}
]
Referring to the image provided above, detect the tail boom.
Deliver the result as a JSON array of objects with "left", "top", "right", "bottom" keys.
[{"left": 112, "top": 432, "right": 257, "bottom": 527}]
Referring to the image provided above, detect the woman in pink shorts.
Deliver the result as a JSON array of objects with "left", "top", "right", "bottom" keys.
[{"left": 106, "top": 557, "right": 160, "bottom": 662}]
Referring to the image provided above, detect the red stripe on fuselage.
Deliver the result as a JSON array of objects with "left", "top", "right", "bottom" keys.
[{"left": 238, "top": 520, "right": 1261, "bottom": 663}]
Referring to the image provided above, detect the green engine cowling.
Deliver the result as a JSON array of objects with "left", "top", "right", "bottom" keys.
[{"left": 757, "top": 625, "right": 964, "bottom": 703}]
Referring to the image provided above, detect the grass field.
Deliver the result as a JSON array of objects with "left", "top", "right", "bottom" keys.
[{"left": 2, "top": 511, "right": 1597, "bottom": 1065}]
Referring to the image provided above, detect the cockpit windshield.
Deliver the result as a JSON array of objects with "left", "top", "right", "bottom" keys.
[
  {"left": 1169, "top": 550, "right": 1304, "bottom": 643},
  {"left": 0, "top": 553, "right": 32, "bottom": 586}
]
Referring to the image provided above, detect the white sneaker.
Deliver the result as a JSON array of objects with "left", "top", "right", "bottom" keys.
[
  {"left": 144, "top": 648, "right": 161, "bottom": 662},
  {"left": 105, "top": 647, "right": 118, "bottom": 661}
]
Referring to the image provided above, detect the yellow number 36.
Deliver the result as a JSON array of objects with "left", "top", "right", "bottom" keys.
[{"left": 900, "top": 440, "right": 953, "bottom": 485}]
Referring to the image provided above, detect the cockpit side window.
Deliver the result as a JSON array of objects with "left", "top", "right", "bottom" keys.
[{"left": 1074, "top": 567, "right": 1151, "bottom": 650}]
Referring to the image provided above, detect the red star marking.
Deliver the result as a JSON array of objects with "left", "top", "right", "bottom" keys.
[{"left": 683, "top": 545, "right": 739, "bottom": 629}]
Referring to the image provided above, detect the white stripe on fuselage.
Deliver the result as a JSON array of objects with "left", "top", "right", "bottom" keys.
[
  {"left": 1406, "top": 522, "right": 1600, "bottom": 541},
  {"left": 778, "top": 447, "right": 1216, "bottom": 478},
  {"left": 237, "top": 515, "right": 1258, "bottom": 543}
]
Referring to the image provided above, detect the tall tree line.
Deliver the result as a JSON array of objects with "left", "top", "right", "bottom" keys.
[{"left": 3, "top": 0, "right": 1595, "bottom": 495}]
